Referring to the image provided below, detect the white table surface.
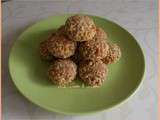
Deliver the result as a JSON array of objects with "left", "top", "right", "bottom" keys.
[{"left": 2, "top": 0, "right": 158, "bottom": 120}]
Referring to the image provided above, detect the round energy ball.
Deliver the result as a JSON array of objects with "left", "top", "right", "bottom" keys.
[
  {"left": 55, "top": 25, "right": 65, "bottom": 36},
  {"left": 48, "top": 34, "right": 77, "bottom": 58},
  {"left": 79, "top": 60, "right": 108, "bottom": 87},
  {"left": 39, "top": 33, "right": 55, "bottom": 60},
  {"left": 102, "top": 43, "right": 121, "bottom": 64},
  {"left": 94, "top": 26, "right": 107, "bottom": 40},
  {"left": 48, "top": 59, "right": 77, "bottom": 86},
  {"left": 79, "top": 39, "right": 109, "bottom": 60},
  {"left": 65, "top": 15, "right": 96, "bottom": 42}
]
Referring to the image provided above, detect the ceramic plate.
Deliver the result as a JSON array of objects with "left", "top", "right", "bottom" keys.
[{"left": 9, "top": 14, "right": 145, "bottom": 115}]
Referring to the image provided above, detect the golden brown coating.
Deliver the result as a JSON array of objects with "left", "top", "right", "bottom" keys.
[
  {"left": 48, "top": 59, "right": 77, "bottom": 86},
  {"left": 39, "top": 33, "right": 55, "bottom": 60},
  {"left": 55, "top": 25, "right": 66, "bottom": 36},
  {"left": 79, "top": 60, "right": 107, "bottom": 87},
  {"left": 65, "top": 15, "right": 96, "bottom": 42},
  {"left": 94, "top": 26, "right": 107, "bottom": 40},
  {"left": 48, "top": 34, "right": 77, "bottom": 59},
  {"left": 102, "top": 43, "right": 121, "bottom": 64},
  {"left": 39, "top": 15, "right": 122, "bottom": 88},
  {"left": 79, "top": 39, "right": 109, "bottom": 60}
]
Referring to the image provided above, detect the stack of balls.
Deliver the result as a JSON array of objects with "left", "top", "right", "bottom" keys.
[{"left": 39, "top": 15, "right": 121, "bottom": 87}]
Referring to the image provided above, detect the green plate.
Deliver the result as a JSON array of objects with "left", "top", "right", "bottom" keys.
[{"left": 9, "top": 14, "right": 145, "bottom": 115}]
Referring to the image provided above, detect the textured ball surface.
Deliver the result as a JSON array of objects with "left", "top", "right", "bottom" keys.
[
  {"left": 55, "top": 25, "right": 66, "bottom": 36},
  {"left": 48, "top": 34, "right": 77, "bottom": 58},
  {"left": 65, "top": 15, "right": 96, "bottom": 42},
  {"left": 48, "top": 59, "right": 77, "bottom": 86},
  {"left": 39, "top": 33, "right": 55, "bottom": 60},
  {"left": 79, "top": 39, "right": 109, "bottom": 60},
  {"left": 79, "top": 60, "right": 107, "bottom": 87},
  {"left": 102, "top": 43, "right": 121, "bottom": 64},
  {"left": 94, "top": 26, "right": 107, "bottom": 40}
]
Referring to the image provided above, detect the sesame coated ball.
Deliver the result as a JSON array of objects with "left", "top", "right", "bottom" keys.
[
  {"left": 39, "top": 15, "right": 122, "bottom": 88},
  {"left": 102, "top": 43, "right": 121, "bottom": 64},
  {"left": 79, "top": 39, "right": 109, "bottom": 60},
  {"left": 94, "top": 26, "right": 107, "bottom": 40},
  {"left": 55, "top": 25, "right": 66, "bottom": 36},
  {"left": 65, "top": 15, "right": 96, "bottom": 42},
  {"left": 79, "top": 60, "right": 108, "bottom": 87},
  {"left": 39, "top": 33, "right": 55, "bottom": 60},
  {"left": 48, "top": 34, "right": 77, "bottom": 59},
  {"left": 48, "top": 59, "right": 77, "bottom": 86}
]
